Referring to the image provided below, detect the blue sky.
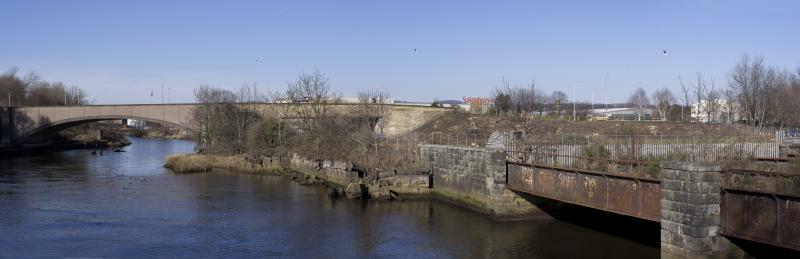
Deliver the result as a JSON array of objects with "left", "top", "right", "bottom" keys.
[{"left": 1, "top": 0, "right": 798, "bottom": 104}]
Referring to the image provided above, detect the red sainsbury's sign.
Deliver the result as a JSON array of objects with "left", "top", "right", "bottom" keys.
[{"left": 462, "top": 97, "right": 493, "bottom": 105}]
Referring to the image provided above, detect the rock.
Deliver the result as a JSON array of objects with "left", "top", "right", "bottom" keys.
[
  {"left": 389, "top": 190, "right": 403, "bottom": 201},
  {"left": 351, "top": 163, "right": 367, "bottom": 178},
  {"left": 344, "top": 183, "right": 366, "bottom": 199},
  {"left": 369, "top": 187, "right": 391, "bottom": 200},
  {"left": 377, "top": 170, "right": 396, "bottom": 178},
  {"left": 332, "top": 161, "right": 351, "bottom": 171}
]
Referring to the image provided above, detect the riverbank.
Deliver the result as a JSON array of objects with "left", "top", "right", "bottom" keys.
[
  {"left": 0, "top": 139, "right": 131, "bottom": 159},
  {"left": 163, "top": 151, "right": 543, "bottom": 221},
  {"left": 164, "top": 153, "right": 432, "bottom": 201}
]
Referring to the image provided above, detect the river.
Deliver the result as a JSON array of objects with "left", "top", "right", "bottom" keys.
[{"left": 0, "top": 137, "right": 658, "bottom": 258}]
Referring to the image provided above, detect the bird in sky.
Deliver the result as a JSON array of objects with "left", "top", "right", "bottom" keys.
[
  {"left": 662, "top": 50, "right": 668, "bottom": 56},
  {"left": 411, "top": 48, "right": 420, "bottom": 53}
]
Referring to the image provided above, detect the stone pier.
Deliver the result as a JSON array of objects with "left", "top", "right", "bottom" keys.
[{"left": 660, "top": 161, "right": 744, "bottom": 258}]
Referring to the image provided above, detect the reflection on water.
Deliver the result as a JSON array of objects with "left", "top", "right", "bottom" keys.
[{"left": 0, "top": 137, "right": 658, "bottom": 258}]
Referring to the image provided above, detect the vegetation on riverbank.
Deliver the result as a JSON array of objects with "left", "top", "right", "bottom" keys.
[
  {"left": 164, "top": 154, "right": 284, "bottom": 174},
  {"left": 190, "top": 70, "right": 413, "bottom": 170}
]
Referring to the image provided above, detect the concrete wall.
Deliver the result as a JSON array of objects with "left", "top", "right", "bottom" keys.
[
  {"left": 419, "top": 144, "right": 544, "bottom": 219},
  {"left": 660, "top": 161, "right": 745, "bottom": 258}
]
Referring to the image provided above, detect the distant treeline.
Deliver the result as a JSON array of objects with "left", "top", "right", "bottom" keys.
[
  {"left": 490, "top": 54, "right": 800, "bottom": 128},
  {"left": 0, "top": 67, "right": 91, "bottom": 107}
]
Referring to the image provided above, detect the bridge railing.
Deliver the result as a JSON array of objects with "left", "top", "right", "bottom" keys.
[{"left": 505, "top": 150, "right": 660, "bottom": 179}]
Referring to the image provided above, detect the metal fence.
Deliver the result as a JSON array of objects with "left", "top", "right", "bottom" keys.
[
  {"left": 393, "top": 131, "right": 775, "bottom": 148},
  {"left": 370, "top": 131, "right": 779, "bottom": 168},
  {"left": 517, "top": 143, "right": 778, "bottom": 161}
]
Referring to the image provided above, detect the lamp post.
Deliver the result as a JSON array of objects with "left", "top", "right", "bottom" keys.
[
  {"left": 572, "top": 82, "right": 576, "bottom": 121},
  {"left": 604, "top": 72, "right": 609, "bottom": 110}
]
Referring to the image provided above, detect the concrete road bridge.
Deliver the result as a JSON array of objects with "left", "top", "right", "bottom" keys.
[{"left": 0, "top": 104, "right": 449, "bottom": 144}]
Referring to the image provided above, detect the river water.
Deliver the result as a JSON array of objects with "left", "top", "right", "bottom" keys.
[{"left": 0, "top": 137, "right": 658, "bottom": 258}]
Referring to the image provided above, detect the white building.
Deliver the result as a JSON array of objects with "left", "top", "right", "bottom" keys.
[
  {"left": 126, "top": 119, "right": 147, "bottom": 129},
  {"left": 691, "top": 99, "right": 741, "bottom": 123},
  {"left": 338, "top": 96, "right": 395, "bottom": 104},
  {"left": 589, "top": 107, "right": 655, "bottom": 121}
]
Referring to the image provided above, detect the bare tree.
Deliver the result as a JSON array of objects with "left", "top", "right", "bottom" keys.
[
  {"left": 678, "top": 76, "right": 694, "bottom": 121},
  {"left": 1, "top": 67, "right": 91, "bottom": 107},
  {"left": 550, "top": 90, "right": 568, "bottom": 116},
  {"left": 703, "top": 84, "right": 721, "bottom": 123},
  {"left": 722, "top": 89, "right": 739, "bottom": 124},
  {"left": 191, "top": 83, "right": 268, "bottom": 154},
  {"left": 769, "top": 68, "right": 800, "bottom": 127},
  {"left": 491, "top": 77, "right": 539, "bottom": 116},
  {"left": 282, "top": 69, "right": 340, "bottom": 132},
  {"left": 652, "top": 88, "right": 676, "bottom": 121},
  {"left": 357, "top": 89, "right": 391, "bottom": 135},
  {"left": 0, "top": 68, "right": 26, "bottom": 107},
  {"left": 728, "top": 54, "right": 779, "bottom": 129},
  {"left": 628, "top": 87, "right": 649, "bottom": 120}
]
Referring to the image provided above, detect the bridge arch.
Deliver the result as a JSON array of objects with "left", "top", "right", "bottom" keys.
[
  {"left": 12, "top": 104, "right": 197, "bottom": 144},
  {"left": 18, "top": 115, "right": 195, "bottom": 143}
]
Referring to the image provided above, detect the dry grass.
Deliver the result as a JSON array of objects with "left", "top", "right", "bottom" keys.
[
  {"left": 413, "top": 112, "right": 772, "bottom": 140},
  {"left": 164, "top": 154, "right": 283, "bottom": 174}
]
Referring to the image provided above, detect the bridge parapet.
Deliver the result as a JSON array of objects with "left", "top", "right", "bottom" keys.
[{"left": 9, "top": 104, "right": 448, "bottom": 143}]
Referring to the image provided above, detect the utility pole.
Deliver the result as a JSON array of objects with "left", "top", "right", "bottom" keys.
[
  {"left": 572, "top": 82, "right": 576, "bottom": 121},
  {"left": 604, "top": 72, "right": 609, "bottom": 110},
  {"left": 161, "top": 84, "right": 166, "bottom": 135}
]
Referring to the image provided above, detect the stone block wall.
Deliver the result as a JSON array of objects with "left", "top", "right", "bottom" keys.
[
  {"left": 419, "top": 144, "right": 543, "bottom": 219},
  {"left": 290, "top": 155, "right": 358, "bottom": 186},
  {"left": 660, "top": 161, "right": 743, "bottom": 258}
]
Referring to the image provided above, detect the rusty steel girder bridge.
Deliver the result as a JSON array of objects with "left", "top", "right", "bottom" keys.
[{"left": 505, "top": 155, "right": 800, "bottom": 252}]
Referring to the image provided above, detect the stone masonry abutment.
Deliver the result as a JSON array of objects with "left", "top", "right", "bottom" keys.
[{"left": 419, "top": 144, "right": 546, "bottom": 219}]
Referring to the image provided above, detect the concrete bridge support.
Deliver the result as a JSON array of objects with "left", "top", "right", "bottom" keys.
[
  {"left": 0, "top": 107, "right": 15, "bottom": 145},
  {"left": 660, "top": 162, "right": 745, "bottom": 258}
]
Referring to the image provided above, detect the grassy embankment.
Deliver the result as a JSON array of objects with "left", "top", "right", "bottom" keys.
[{"left": 164, "top": 154, "right": 284, "bottom": 174}]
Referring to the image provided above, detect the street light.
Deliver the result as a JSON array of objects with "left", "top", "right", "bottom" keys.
[
  {"left": 571, "top": 80, "right": 584, "bottom": 121},
  {"left": 604, "top": 72, "right": 609, "bottom": 110}
]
